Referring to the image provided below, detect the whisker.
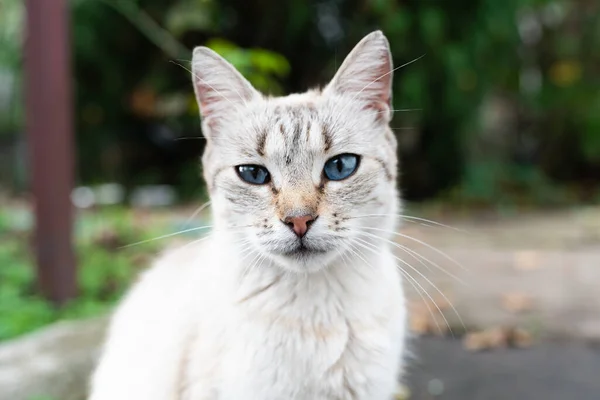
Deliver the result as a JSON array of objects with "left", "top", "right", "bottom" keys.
[
  {"left": 345, "top": 242, "right": 378, "bottom": 282},
  {"left": 398, "top": 243, "right": 465, "bottom": 284},
  {"left": 350, "top": 214, "right": 439, "bottom": 229},
  {"left": 169, "top": 60, "right": 246, "bottom": 107},
  {"left": 348, "top": 243, "right": 375, "bottom": 269},
  {"left": 352, "top": 237, "right": 455, "bottom": 336},
  {"left": 354, "top": 234, "right": 465, "bottom": 332},
  {"left": 184, "top": 200, "right": 212, "bottom": 228},
  {"left": 326, "top": 53, "right": 426, "bottom": 130},
  {"left": 174, "top": 137, "right": 207, "bottom": 141},
  {"left": 348, "top": 54, "right": 427, "bottom": 109},
  {"left": 349, "top": 108, "right": 422, "bottom": 126},
  {"left": 120, "top": 223, "right": 253, "bottom": 249},
  {"left": 355, "top": 230, "right": 466, "bottom": 285},
  {"left": 241, "top": 249, "right": 262, "bottom": 278},
  {"left": 352, "top": 238, "right": 444, "bottom": 335},
  {"left": 250, "top": 253, "right": 269, "bottom": 275},
  {"left": 169, "top": 234, "right": 211, "bottom": 254},
  {"left": 389, "top": 241, "right": 434, "bottom": 273},
  {"left": 236, "top": 242, "right": 256, "bottom": 262},
  {"left": 339, "top": 247, "right": 354, "bottom": 270},
  {"left": 335, "top": 248, "right": 349, "bottom": 269},
  {"left": 171, "top": 226, "right": 255, "bottom": 256},
  {"left": 363, "top": 226, "right": 469, "bottom": 272},
  {"left": 400, "top": 271, "right": 443, "bottom": 335},
  {"left": 119, "top": 225, "right": 214, "bottom": 249},
  {"left": 350, "top": 213, "right": 469, "bottom": 233},
  {"left": 401, "top": 216, "right": 469, "bottom": 233},
  {"left": 247, "top": 253, "right": 263, "bottom": 274}
]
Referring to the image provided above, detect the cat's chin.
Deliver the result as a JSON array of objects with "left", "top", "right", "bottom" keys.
[{"left": 269, "top": 248, "right": 339, "bottom": 274}]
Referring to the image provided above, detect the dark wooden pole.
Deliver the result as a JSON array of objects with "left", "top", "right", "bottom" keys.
[{"left": 25, "top": 0, "right": 77, "bottom": 304}]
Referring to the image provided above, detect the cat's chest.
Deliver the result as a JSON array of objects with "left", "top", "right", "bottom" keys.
[
  {"left": 228, "top": 302, "right": 352, "bottom": 370},
  {"left": 184, "top": 262, "right": 404, "bottom": 399},
  {"left": 186, "top": 296, "right": 403, "bottom": 400},
  {"left": 221, "top": 311, "right": 396, "bottom": 399}
]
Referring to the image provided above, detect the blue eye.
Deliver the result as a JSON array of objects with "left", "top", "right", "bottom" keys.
[
  {"left": 236, "top": 165, "right": 271, "bottom": 185},
  {"left": 323, "top": 154, "right": 360, "bottom": 181}
]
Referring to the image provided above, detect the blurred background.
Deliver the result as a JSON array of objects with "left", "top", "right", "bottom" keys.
[{"left": 1, "top": 0, "right": 600, "bottom": 399}]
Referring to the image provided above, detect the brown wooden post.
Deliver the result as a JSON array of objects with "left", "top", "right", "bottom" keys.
[{"left": 25, "top": 0, "right": 77, "bottom": 304}]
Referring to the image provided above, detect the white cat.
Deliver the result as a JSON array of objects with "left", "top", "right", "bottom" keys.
[{"left": 89, "top": 30, "right": 406, "bottom": 400}]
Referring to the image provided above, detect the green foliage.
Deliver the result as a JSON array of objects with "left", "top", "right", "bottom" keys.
[
  {"left": 0, "top": 0, "right": 22, "bottom": 68},
  {"left": 448, "top": 160, "right": 572, "bottom": 208},
  {"left": 1, "top": 0, "right": 600, "bottom": 205},
  {"left": 366, "top": 0, "right": 600, "bottom": 203},
  {"left": 0, "top": 206, "right": 175, "bottom": 341},
  {"left": 206, "top": 38, "right": 290, "bottom": 95},
  {"left": 27, "top": 396, "right": 58, "bottom": 400},
  {"left": 64, "top": 0, "right": 292, "bottom": 194},
  {"left": 0, "top": 0, "right": 24, "bottom": 133}
]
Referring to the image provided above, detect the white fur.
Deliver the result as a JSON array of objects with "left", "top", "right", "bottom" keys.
[{"left": 89, "top": 31, "right": 406, "bottom": 400}]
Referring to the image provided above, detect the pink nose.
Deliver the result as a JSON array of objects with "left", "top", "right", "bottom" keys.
[{"left": 283, "top": 215, "right": 317, "bottom": 238}]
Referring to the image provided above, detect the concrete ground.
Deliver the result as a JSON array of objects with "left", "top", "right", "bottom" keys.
[
  {"left": 396, "top": 206, "right": 600, "bottom": 340},
  {"left": 395, "top": 206, "right": 600, "bottom": 399},
  {"left": 2, "top": 205, "right": 599, "bottom": 400},
  {"left": 405, "top": 336, "right": 600, "bottom": 400}
]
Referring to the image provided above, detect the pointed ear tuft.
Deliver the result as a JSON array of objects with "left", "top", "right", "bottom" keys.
[
  {"left": 324, "top": 31, "right": 394, "bottom": 121},
  {"left": 191, "top": 47, "right": 260, "bottom": 132}
]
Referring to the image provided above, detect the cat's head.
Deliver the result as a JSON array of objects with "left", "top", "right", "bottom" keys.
[{"left": 192, "top": 31, "right": 400, "bottom": 273}]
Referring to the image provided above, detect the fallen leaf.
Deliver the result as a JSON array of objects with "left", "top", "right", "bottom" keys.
[
  {"left": 514, "top": 250, "right": 541, "bottom": 271},
  {"left": 394, "top": 383, "right": 411, "bottom": 400},
  {"left": 430, "top": 295, "right": 451, "bottom": 311},
  {"left": 407, "top": 297, "right": 455, "bottom": 337},
  {"left": 464, "top": 326, "right": 534, "bottom": 352},
  {"left": 463, "top": 327, "right": 509, "bottom": 351},
  {"left": 463, "top": 331, "right": 489, "bottom": 352},
  {"left": 130, "top": 87, "right": 157, "bottom": 117},
  {"left": 501, "top": 292, "right": 534, "bottom": 313},
  {"left": 409, "top": 313, "right": 430, "bottom": 336},
  {"left": 93, "top": 229, "right": 126, "bottom": 251},
  {"left": 431, "top": 316, "right": 451, "bottom": 337},
  {"left": 511, "top": 327, "right": 533, "bottom": 348},
  {"left": 129, "top": 253, "right": 152, "bottom": 269},
  {"left": 486, "top": 327, "right": 509, "bottom": 348}
]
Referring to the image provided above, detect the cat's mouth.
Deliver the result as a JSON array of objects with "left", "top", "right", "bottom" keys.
[
  {"left": 282, "top": 242, "right": 328, "bottom": 258},
  {"left": 267, "top": 237, "right": 340, "bottom": 272}
]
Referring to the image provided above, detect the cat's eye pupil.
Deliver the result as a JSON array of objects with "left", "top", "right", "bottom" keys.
[
  {"left": 323, "top": 154, "right": 359, "bottom": 181},
  {"left": 236, "top": 165, "right": 270, "bottom": 185}
]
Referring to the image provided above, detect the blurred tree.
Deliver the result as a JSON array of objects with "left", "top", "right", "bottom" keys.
[
  {"left": 0, "top": 0, "right": 23, "bottom": 134},
  {"left": 2, "top": 0, "right": 599, "bottom": 206},
  {"left": 70, "top": 0, "right": 292, "bottom": 201}
]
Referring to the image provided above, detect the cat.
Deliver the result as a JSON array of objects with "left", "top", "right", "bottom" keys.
[{"left": 89, "top": 30, "right": 406, "bottom": 400}]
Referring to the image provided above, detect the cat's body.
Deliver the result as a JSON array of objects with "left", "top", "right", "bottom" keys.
[{"left": 90, "top": 31, "right": 406, "bottom": 400}]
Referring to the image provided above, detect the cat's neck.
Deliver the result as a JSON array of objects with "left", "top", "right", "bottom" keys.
[{"left": 207, "top": 230, "right": 394, "bottom": 317}]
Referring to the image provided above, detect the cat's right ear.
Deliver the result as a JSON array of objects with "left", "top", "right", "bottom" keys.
[
  {"left": 324, "top": 31, "right": 394, "bottom": 122},
  {"left": 191, "top": 47, "right": 260, "bottom": 134}
]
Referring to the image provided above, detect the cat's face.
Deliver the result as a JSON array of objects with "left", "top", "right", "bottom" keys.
[{"left": 192, "top": 31, "right": 399, "bottom": 273}]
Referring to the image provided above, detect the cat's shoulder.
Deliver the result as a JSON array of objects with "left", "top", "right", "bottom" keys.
[
  {"left": 108, "top": 238, "right": 214, "bottom": 330},
  {"left": 125, "top": 237, "right": 214, "bottom": 300}
]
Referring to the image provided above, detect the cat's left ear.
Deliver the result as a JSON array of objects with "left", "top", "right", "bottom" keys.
[
  {"left": 191, "top": 47, "right": 260, "bottom": 134},
  {"left": 324, "top": 31, "right": 393, "bottom": 122}
]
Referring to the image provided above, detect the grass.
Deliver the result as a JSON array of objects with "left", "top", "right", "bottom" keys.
[{"left": 0, "top": 204, "right": 205, "bottom": 342}]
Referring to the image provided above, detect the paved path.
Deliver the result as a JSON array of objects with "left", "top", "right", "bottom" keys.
[
  {"left": 406, "top": 336, "right": 600, "bottom": 400},
  {"left": 397, "top": 206, "right": 600, "bottom": 340}
]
